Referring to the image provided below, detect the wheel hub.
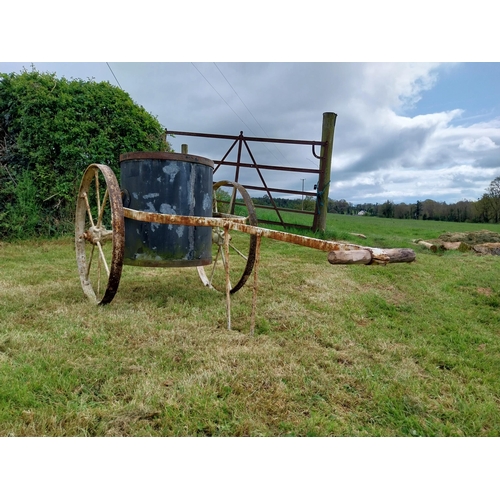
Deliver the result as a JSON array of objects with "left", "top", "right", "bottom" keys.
[{"left": 83, "top": 225, "right": 114, "bottom": 245}]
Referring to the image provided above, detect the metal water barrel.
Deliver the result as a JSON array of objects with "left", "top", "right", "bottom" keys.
[{"left": 119, "top": 152, "right": 213, "bottom": 267}]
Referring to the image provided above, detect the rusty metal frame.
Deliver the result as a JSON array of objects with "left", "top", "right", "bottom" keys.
[
  {"left": 75, "top": 158, "right": 415, "bottom": 334},
  {"left": 166, "top": 129, "right": 326, "bottom": 231},
  {"left": 122, "top": 208, "right": 416, "bottom": 265}
]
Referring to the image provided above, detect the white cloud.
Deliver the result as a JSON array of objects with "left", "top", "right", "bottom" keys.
[
  {"left": 359, "top": 63, "right": 442, "bottom": 111},
  {"left": 459, "top": 136, "right": 499, "bottom": 152},
  {"left": 334, "top": 163, "right": 499, "bottom": 203}
]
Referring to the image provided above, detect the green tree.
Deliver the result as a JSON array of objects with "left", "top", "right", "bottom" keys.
[
  {"left": 415, "top": 200, "right": 422, "bottom": 219},
  {"left": 474, "top": 194, "right": 491, "bottom": 223},
  {"left": 485, "top": 177, "right": 500, "bottom": 223},
  {"left": 328, "top": 198, "right": 351, "bottom": 214},
  {"left": 380, "top": 200, "right": 395, "bottom": 218},
  {"left": 302, "top": 195, "right": 315, "bottom": 212},
  {"left": 0, "top": 67, "right": 171, "bottom": 239}
]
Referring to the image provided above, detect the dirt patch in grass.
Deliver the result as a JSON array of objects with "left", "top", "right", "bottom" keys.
[
  {"left": 439, "top": 230, "right": 500, "bottom": 244},
  {"left": 425, "top": 230, "right": 500, "bottom": 255}
]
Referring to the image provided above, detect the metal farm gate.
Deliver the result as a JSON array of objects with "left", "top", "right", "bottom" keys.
[{"left": 166, "top": 112, "right": 337, "bottom": 233}]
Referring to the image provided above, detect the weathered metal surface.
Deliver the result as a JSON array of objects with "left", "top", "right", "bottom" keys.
[
  {"left": 122, "top": 207, "right": 416, "bottom": 265},
  {"left": 75, "top": 163, "right": 125, "bottom": 305},
  {"left": 216, "top": 160, "right": 320, "bottom": 174},
  {"left": 120, "top": 152, "right": 214, "bottom": 267},
  {"left": 120, "top": 151, "right": 214, "bottom": 168},
  {"left": 223, "top": 227, "right": 231, "bottom": 330},
  {"left": 166, "top": 129, "right": 325, "bottom": 147},
  {"left": 238, "top": 184, "right": 318, "bottom": 197},
  {"left": 250, "top": 235, "right": 262, "bottom": 335}
]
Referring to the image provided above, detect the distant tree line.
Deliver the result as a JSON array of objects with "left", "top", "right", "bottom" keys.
[
  {"left": 331, "top": 198, "right": 479, "bottom": 222},
  {"left": 252, "top": 194, "right": 316, "bottom": 212},
  {"left": 253, "top": 177, "right": 500, "bottom": 224}
]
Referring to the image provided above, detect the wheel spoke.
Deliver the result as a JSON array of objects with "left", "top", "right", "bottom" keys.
[
  {"left": 229, "top": 242, "right": 248, "bottom": 260},
  {"left": 85, "top": 244, "right": 95, "bottom": 280},
  {"left": 97, "top": 188, "right": 109, "bottom": 227},
  {"left": 95, "top": 171, "right": 101, "bottom": 220},
  {"left": 83, "top": 192, "right": 95, "bottom": 228},
  {"left": 209, "top": 246, "right": 222, "bottom": 286},
  {"left": 96, "top": 241, "right": 110, "bottom": 277}
]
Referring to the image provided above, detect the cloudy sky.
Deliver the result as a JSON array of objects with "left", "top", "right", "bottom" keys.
[{"left": 2, "top": 61, "right": 499, "bottom": 205}]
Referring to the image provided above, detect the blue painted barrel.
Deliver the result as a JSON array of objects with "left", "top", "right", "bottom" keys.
[{"left": 119, "top": 152, "right": 213, "bottom": 267}]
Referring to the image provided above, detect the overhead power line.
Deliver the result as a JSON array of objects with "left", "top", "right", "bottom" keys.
[
  {"left": 213, "top": 63, "right": 268, "bottom": 138},
  {"left": 106, "top": 62, "right": 122, "bottom": 90},
  {"left": 210, "top": 63, "right": 290, "bottom": 166},
  {"left": 191, "top": 63, "right": 257, "bottom": 136}
]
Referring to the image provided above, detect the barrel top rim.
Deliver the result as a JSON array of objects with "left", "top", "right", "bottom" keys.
[{"left": 119, "top": 151, "right": 214, "bottom": 168}]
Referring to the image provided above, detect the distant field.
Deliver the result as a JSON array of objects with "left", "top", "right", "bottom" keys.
[
  {"left": 1, "top": 215, "right": 499, "bottom": 436},
  {"left": 262, "top": 210, "right": 499, "bottom": 245}
]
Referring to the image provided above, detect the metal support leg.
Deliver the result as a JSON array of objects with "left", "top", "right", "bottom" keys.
[
  {"left": 250, "top": 234, "right": 262, "bottom": 335},
  {"left": 223, "top": 226, "right": 231, "bottom": 330}
]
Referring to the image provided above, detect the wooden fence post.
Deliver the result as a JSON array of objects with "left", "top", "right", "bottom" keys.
[{"left": 313, "top": 112, "right": 337, "bottom": 233}]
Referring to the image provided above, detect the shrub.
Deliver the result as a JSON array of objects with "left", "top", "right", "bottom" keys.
[{"left": 0, "top": 67, "right": 172, "bottom": 239}]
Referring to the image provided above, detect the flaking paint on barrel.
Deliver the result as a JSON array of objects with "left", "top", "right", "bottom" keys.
[{"left": 119, "top": 152, "right": 214, "bottom": 267}]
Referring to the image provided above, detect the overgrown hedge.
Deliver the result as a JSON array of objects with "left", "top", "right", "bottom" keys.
[{"left": 0, "top": 68, "right": 171, "bottom": 239}]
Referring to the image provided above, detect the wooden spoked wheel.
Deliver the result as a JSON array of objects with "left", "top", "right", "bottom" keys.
[
  {"left": 75, "top": 164, "right": 125, "bottom": 305},
  {"left": 197, "top": 181, "right": 258, "bottom": 294}
]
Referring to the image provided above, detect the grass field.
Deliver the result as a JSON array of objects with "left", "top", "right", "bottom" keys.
[{"left": 1, "top": 214, "right": 499, "bottom": 436}]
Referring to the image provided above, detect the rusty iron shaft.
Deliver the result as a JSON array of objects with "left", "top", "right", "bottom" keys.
[{"left": 122, "top": 208, "right": 416, "bottom": 265}]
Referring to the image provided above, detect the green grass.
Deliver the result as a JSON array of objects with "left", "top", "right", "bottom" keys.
[{"left": 1, "top": 215, "right": 500, "bottom": 436}]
